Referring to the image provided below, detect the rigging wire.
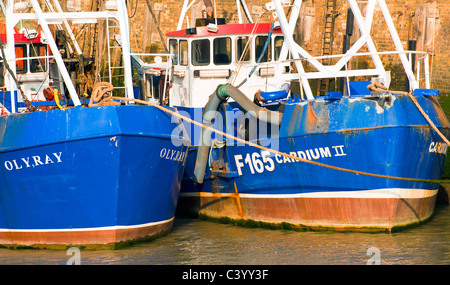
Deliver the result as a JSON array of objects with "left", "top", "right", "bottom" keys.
[
  {"left": 128, "top": 0, "right": 139, "bottom": 18},
  {"left": 235, "top": 22, "right": 274, "bottom": 88}
]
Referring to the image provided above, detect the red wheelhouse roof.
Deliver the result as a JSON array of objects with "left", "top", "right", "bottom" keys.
[
  {"left": 0, "top": 23, "right": 43, "bottom": 44},
  {"left": 166, "top": 23, "right": 282, "bottom": 38},
  {"left": 0, "top": 33, "right": 43, "bottom": 44}
]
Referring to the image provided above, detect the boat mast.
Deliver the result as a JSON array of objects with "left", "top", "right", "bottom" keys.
[
  {"left": 28, "top": 0, "right": 81, "bottom": 106},
  {"left": 236, "top": 0, "right": 253, "bottom": 24},
  {"left": 239, "top": 0, "right": 253, "bottom": 23},
  {"left": 115, "top": 0, "right": 134, "bottom": 100},
  {"left": 4, "top": 0, "right": 136, "bottom": 110},
  {"left": 271, "top": 0, "right": 315, "bottom": 100},
  {"left": 45, "top": 0, "right": 84, "bottom": 62},
  {"left": 376, "top": 0, "right": 418, "bottom": 90},
  {"left": 177, "top": 0, "right": 196, "bottom": 30},
  {"left": 269, "top": 0, "right": 420, "bottom": 98},
  {"left": 0, "top": 1, "right": 5, "bottom": 16},
  {"left": 4, "top": 0, "right": 17, "bottom": 112}
]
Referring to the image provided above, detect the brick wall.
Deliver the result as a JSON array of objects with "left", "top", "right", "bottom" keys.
[
  {"left": 287, "top": 0, "right": 449, "bottom": 93},
  {"left": 1, "top": 0, "right": 448, "bottom": 93}
]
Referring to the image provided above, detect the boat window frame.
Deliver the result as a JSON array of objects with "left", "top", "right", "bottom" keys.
[
  {"left": 29, "top": 43, "right": 48, "bottom": 73},
  {"left": 213, "top": 37, "right": 232, "bottom": 65},
  {"left": 0, "top": 62, "right": 4, "bottom": 87},
  {"left": 191, "top": 38, "right": 210, "bottom": 66},
  {"left": 255, "top": 35, "right": 272, "bottom": 63},
  {"left": 179, "top": 40, "right": 188, "bottom": 66},
  {"left": 15, "top": 44, "right": 27, "bottom": 74},
  {"left": 274, "top": 35, "right": 284, "bottom": 62},
  {"left": 235, "top": 36, "right": 251, "bottom": 63},
  {"left": 169, "top": 39, "right": 179, "bottom": 65}
]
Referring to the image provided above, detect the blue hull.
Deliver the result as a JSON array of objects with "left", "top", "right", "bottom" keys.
[
  {"left": 0, "top": 105, "right": 189, "bottom": 248},
  {"left": 178, "top": 93, "right": 450, "bottom": 231}
]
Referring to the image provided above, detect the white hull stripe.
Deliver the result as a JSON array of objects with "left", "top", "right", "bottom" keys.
[
  {"left": 0, "top": 217, "right": 174, "bottom": 233},
  {"left": 180, "top": 188, "right": 438, "bottom": 199}
]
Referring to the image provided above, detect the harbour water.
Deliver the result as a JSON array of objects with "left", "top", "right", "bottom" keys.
[{"left": 1, "top": 204, "right": 449, "bottom": 265}]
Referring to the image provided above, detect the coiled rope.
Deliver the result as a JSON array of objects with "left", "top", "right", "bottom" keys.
[
  {"left": 89, "top": 82, "right": 120, "bottom": 107},
  {"left": 109, "top": 95, "right": 450, "bottom": 185}
]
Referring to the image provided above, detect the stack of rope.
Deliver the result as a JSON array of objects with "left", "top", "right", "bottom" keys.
[{"left": 88, "top": 82, "right": 120, "bottom": 107}]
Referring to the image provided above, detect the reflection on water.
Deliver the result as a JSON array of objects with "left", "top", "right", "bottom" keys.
[{"left": 1, "top": 205, "right": 449, "bottom": 265}]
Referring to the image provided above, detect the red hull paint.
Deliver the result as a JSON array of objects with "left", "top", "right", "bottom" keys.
[
  {"left": 178, "top": 195, "right": 437, "bottom": 232},
  {"left": 0, "top": 220, "right": 173, "bottom": 249}
]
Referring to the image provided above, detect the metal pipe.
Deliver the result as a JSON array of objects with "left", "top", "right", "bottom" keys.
[
  {"left": 0, "top": 1, "right": 6, "bottom": 16},
  {"left": 5, "top": 0, "right": 17, "bottom": 113},
  {"left": 239, "top": 0, "right": 253, "bottom": 23},
  {"left": 193, "top": 84, "right": 283, "bottom": 183},
  {"left": 116, "top": 0, "right": 134, "bottom": 100},
  {"left": 271, "top": 0, "right": 315, "bottom": 100},
  {"left": 377, "top": 0, "right": 418, "bottom": 91},
  {"left": 48, "top": 0, "right": 83, "bottom": 57},
  {"left": 29, "top": 0, "right": 81, "bottom": 106}
]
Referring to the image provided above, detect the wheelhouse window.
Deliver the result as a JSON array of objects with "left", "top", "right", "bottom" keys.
[
  {"left": 236, "top": 36, "right": 251, "bottom": 62},
  {"left": 255, "top": 35, "right": 271, "bottom": 63},
  {"left": 274, "top": 36, "right": 284, "bottom": 61},
  {"left": 169, "top": 39, "right": 178, "bottom": 65},
  {"left": 192, "top": 39, "right": 210, "bottom": 66},
  {"left": 15, "top": 44, "right": 27, "bottom": 74},
  {"left": 213, "top": 37, "right": 231, "bottom": 65},
  {"left": 180, "top": 40, "right": 188, "bottom": 66},
  {"left": 30, "top": 44, "right": 47, "bottom": 73}
]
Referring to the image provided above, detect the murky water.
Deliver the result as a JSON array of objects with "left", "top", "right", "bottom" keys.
[{"left": 1, "top": 204, "right": 449, "bottom": 265}]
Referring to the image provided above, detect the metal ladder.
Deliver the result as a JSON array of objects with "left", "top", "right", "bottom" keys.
[
  {"left": 106, "top": 15, "right": 126, "bottom": 96},
  {"left": 316, "top": 0, "right": 337, "bottom": 96}
]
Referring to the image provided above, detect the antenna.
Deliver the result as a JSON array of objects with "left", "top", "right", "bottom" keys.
[
  {"left": 207, "top": 0, "right": 218, "bottom": 32},
  {"left": 214, "top": 0, "right": 217, "bottom": 25}
]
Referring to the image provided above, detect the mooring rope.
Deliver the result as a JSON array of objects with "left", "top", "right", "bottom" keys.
[
  {"left": 407, "top": 93, "right": 450, "bottom": 146},
  {"left": 368, "top": 79, "right": 450, "bottom": 146},
  {"left": 109, "top": 96, "right": 450, "bottom": 185}
]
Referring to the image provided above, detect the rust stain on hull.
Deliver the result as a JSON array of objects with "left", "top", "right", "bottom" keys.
[
  {"left": 180, "top": 194, "right": 437, "bottom": 232},
  {"left": 0, "top": 220, "right": 174, "bottom": 250}
]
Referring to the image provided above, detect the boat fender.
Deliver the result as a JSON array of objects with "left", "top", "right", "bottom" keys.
[
  {"left": 254, "top": 83, "right": 290, "bottom": 104},
  {"left": 43, "top": 87, "right": 55, "bottom": 101},
  {"left": 53, "top": 89, "right": 65, "bottom": 110},
  {"left": 413, "top": 89, "right": 440, "bottom": 96},
  {"left": 323, "top": 91, "right": 342, "bottom": 101},
  {"left": 259, "top": 89, "right": 289, "bottom": 102}
]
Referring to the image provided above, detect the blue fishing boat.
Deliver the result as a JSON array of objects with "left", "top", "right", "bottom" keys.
[
  {"left": 0, "top": 0, "right": 189, "bottom": 248},
  {"left": 180, "top": 86, "right": 449, "bottom": 231},
  {"left": 155, "top": 0, "right": 449, "bottom": 231}
]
